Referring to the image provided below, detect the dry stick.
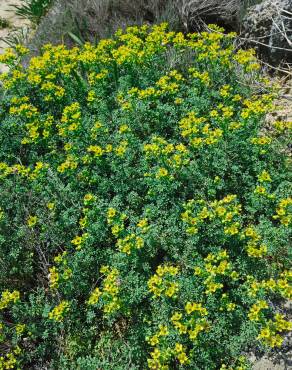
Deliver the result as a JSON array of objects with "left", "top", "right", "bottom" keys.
[
  {"left": 35, "top": 242, "right": 50, "bottom": 273},
  {"left": 239, "top": 36, "right": 292, "bottom": 53},
  {"left": 242, "top": 30, "right": 286, "bottom": 40},
  {"left": 271, "top": 16, "right": 292, "bottom": 47},
  {"left": 260, "top": 59, "right": 292, "bottom": 77},
  {"left": 282, "top": 8, "right": 292, "bottom": 16}
]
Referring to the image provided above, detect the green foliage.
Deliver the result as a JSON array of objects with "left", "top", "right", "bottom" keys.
[
  {"left": 1, "top": 26, "right": 31, "bottom": 49},
  {"left": 11, "top": 0, "right": 53, "bottom": 25},
  {"left": 0, "top": 17, "right": 11, "bottom": 29},
  {"left": 0, "top": 24, "right": 291, "bottom": 369}
]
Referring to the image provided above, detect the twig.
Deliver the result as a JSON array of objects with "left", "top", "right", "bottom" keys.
[
  {"left": 278, "top": 95, "right": 292, "bottom": 101},
  {"left": 260, "top": 60, "right": 292, "bottom": 76},
  {"left": 271, "top": 17, "right": 292, "bottom": 47},
  {"left": 281, "top": 8, "right": 292, "bottom": 16},
  {"left": 239, "top": 36, "right": 292, "bottom": 53}
]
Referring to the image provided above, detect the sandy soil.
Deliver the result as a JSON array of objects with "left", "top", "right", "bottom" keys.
[{"left": 0, "top": 0, "right": 30, "bottom": 72}]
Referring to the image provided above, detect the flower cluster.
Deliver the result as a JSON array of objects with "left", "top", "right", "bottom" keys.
[
  {"left": 143, "top": 136, "right": 190, "bottom": 172},
  {"left": 172, "top": 303, "right": 209, "bottom": 340},
  {"left": 87, "top": 266, "right": 121, "bottom": 314},
  {"left": 248, "top": 300, "right": 268, "bottom": 321},
  {"left": 194, "top": 250, "right": 238, "bottom": 295},
  {"left": 0, "top": 161, "right": 48, "bottom": 181},
  {"left": 48, "top": 300, "right": 70, "bottom": 322},
  {"left": 48, "top": 252, "right": 72, "bottom": 290},
  {"left": 107, "top": 208, "right": 148, "bottom": 254},
  {"left": 253, "top": 170, "right": 274, "bottom": 199},
  {"left": 273, "top": 120, "right": 292, "bottom": 132},
  {"left": 257, "top": 313, "right": 292, "bottom": 347},
  {"left": 147, "top": 301, "right": 209, "bottom": 368},
  {"left": 181, "top": 194, "right": 241, "bottom": 235},
  {"left": 273, "top": 197, "right": 292, "bottom": 227},
  {"left": 0, "top": 347, "right": 21, "bottom": 370},
  {"left": 0, "top": 290, "right": 20, "bottom": 310},
  {"left": 246, "top": 271, "right": 291, "bottom": 300},
  {"left": 179, "top": 111, "right": 223, "bottom": 147},
  {"left": 58, "top": 103, "right": 81, "bottom": 137},
  {"left": 126, "top": 70, "right": 184, "bottom": 102},
  {"left": 233, "top": 49, "right": 260, "bottom": 71},
  {"left": 148, "top": 265, "right": 179, "bottom": 298},
  {"left": 71, "top": 233, "right": 88, "bottom": 250},
  {"left": 241, "top": 226, "right": 268, "bottom": 258}
]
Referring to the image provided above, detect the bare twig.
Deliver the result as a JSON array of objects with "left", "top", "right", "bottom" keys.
[
  {"left": 282, "top": 8, "right": 292, "bottom": 16},
  {"left": 271, "top": 10, "right": 292, "bottom": 47},
  {"left": 260, "top": 60, "right": 292, "bottom": 76},
  {"left": 239, "top": 36, "right": 292, "bottom": 53}
]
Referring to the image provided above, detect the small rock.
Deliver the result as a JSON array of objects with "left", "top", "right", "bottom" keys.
[{"left": 252, "top": 356, "right": 285, "bottom": 370}]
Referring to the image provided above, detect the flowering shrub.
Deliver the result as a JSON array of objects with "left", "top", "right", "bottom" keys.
[{"left": 0, "top": 23, "right": 291, "bottom": 369}]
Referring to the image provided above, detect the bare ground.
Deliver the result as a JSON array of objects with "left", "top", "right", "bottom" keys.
[{"left": 0, "top": 0, "right": 30, "bottom": 72}]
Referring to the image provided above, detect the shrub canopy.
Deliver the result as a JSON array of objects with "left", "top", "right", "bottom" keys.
[{"left": 0, "top": 23, "right": 291, "bottom": 369}]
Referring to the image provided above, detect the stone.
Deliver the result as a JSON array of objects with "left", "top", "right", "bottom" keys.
[{"left": 242, "top": 0, "right": 292, "bottom": 65}]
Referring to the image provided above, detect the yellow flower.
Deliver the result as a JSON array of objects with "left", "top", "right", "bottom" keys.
[
  {"left": 229, "top": 121, "right": 243, "bottom": 130},
  {"left": 71, "top": 236, "right": 82, "bottom": 246},
  {"left": 84, "top": 193, "right": 94, "bottom": 203},
  {"left": 87, "top": 287, "right": 102, "bottom": 305},
  {"left": 119, "top": 124, "right": 130, "bottom": 134},
  {"left": 248, "top": 300, "right": 268, "bottom": 321},
  {"left": 194, "top": 267, "right": 202, "bottom": 275},
  {"left": 174, "top": 97, "right": 183, "bottom": 105},
  {"left": 71, "top": 233, "right": 88, "bottom": 249},
  {"left": 246, "top": 242, "right": 267, "bottom": 258},
  {"left": 171, "top": 312, "right": 182, "bottom": 322},
  {"left": 148, "top": 265, "right": 179, "bottom": 298},
  {"left": 87, "top": 90, "right": 96, "bottom": 102},
  {"left": 27, "top": 215, "right": 37, "bottom": 227},
  {"left": 137, "top": 218, "right": 148, "bottom": 229},
  {"left": 107, "top": 208, "right": 117, "bottom": 218},
  {"left": 254, "top": 186, "right": 266, "bottom": 195},
  {"left": 87, "top": 145, "right": 104, "bottom": 157},
  {"left": 258, "top": 170, "right": 272, "bottom": 182},
  {"left": 227, "top": 303, "right": 236, "bottom": 311},
  {"left": 15, "top": 44, "right": 29, "bottom": 56},
  {"left": 48, "top": 300, "right": 70, "bottom": 322},
  {"left": 177, "top": 351, "right": 188, "bottom": 365},
  {"left": 0, "top": 290, "right": 20, "bottom": 310},
  {"left": 158, "top": 324, "right": 169, "bottom": 336},
  {"left": 165, "top": 282, "right": 178, "bottom": 297},
  {"left": 174, "top": 343, "right": 183, "bottom": 353},
  {"left": 224, "top": 222, "right": 240, "bottom": 235},
  {"left": 47, "top": 202, "right": 55, "bottom": 210},
  {"left": 156, "top": 167, "right": 168, "bottom": 178},
  {"left": 210, "top": 110, "right": 219, "bottom": 117},
  {"left": 48, "top": 266, "right": 59, "bottom": 289},
  {"left": 15, "top": 323, "right": 26, "bottom": 335},
  {"left": 148, "top": 335, "right": 159, "bottom": 346}
]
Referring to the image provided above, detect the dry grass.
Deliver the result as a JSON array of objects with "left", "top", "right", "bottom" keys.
[{"left": 65, "top": 0, "right": 181, "bottom": 42}]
